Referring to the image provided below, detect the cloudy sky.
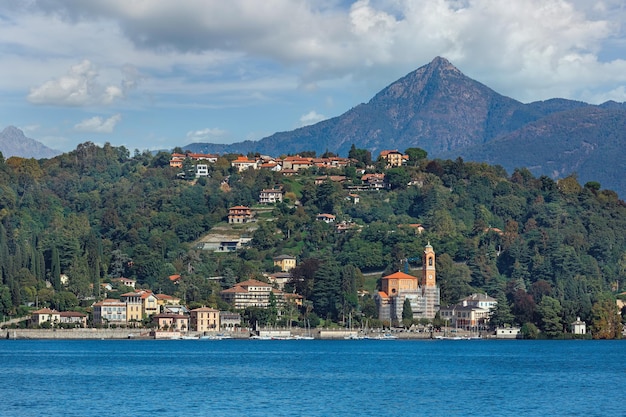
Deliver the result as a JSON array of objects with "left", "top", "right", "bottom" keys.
[{"left": 2, "top": 0, "right": 626, "bottom": 153}]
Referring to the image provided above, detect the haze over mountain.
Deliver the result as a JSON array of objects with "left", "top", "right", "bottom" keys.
[
  {"left": 184, "top": 57, "right": 626, "bottom": 197},
  {"left": 0, "top": 126, "right": 61, "bottom": 159}
]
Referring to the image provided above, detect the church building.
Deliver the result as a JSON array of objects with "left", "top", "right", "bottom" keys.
[{"left": 376, "top": 243, "right": 441, "bottom": 322}]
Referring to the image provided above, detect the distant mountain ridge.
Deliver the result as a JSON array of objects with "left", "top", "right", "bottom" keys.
[
  {"left": 0, "top": 126, "right": 61, "bottom": 159},
  {"left": 183, "top": 57, "right": 626, "bottom": 197}
]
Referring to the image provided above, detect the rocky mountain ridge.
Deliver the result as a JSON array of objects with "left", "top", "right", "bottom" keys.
[
  {"left": 184, "top": 57, "right": 626, "bottom": 196},
  {"left": 0, "top": 126, "right": 61, "bottom": 159}
]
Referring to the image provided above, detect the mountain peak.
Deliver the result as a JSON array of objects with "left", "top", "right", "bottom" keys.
[
  {"left": 2, "top": 125, "right": 25, "bottom": 137},
  {"left": 429, "top": 56, "right": 453, "bottom": 68},
  {"left": 0, "top": 126, "right": 61, "bottom": 159}
]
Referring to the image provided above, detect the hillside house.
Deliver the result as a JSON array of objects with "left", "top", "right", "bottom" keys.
[
  {"left": 196, "top": 164, "right": 209, "bottom": 177},
  {"left": 111, "top": 277, "right": 136, "bottom": 288},
  {"left": 379, "top": 150, "right": 407, "bottom": 167},
  {"left": 361, "top": 173, "right": 386, "bottom": 190},
  {"left": 273, "top": 255, "right": 296, "bottom": 272},
  {"left": 231, "top": 156, "right": 258, "bottom": 171},
  {"left": 228, "top": 206, "right": 254, "bottom": 223},
  {"left": 282, "top": 156, "right": 313, "bottom": 171},
  {"left": 316, "top": 213, "right": 336, "bottom": 223},
  {"left": 259, "top": 188, "right": 284, "bottom": 204}
]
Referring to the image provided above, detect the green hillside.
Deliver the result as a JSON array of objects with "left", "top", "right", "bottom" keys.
[{"left": 0, "top": 143, "right": 624, "bottom": 338}]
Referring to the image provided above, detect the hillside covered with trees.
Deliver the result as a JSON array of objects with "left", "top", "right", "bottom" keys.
[{"left": 0, "top": 142, "right": 624, "bottom": 338}]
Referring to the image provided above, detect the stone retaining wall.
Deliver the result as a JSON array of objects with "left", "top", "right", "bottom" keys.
[{"left": 5, "top": 328, "right": 149, "bottom": 340}]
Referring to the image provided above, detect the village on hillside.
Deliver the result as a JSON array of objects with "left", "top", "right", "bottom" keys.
[{"left": 1, "top": 145, "right": 624, "bottom": 340}]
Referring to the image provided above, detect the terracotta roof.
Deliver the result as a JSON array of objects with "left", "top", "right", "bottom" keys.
[
  {"left": 155, "top": 294, "right": 178, "bottom": 300},
  {"left": 382, "top": 271, "right": 417, "bottom": 280},
  {"left": 237, "top": 279, "right": 272, "bottom": 287},
  {"left": 60, "top": 311, "right": 86, "bottom": 317},
  {"left": 32, "top": 308, "right": 58, "bottom": 315},
  {"left": 220, "top": 286, "right": 248, "bottom": 294}
]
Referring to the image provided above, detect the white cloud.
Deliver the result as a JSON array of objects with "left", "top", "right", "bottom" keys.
[
  {"left": 299, "top": 110, "right": 327, "bottom": 127},
  {"left": 27, "top": 60, "right": 137, "bottom": 106},
  {"left": 13, "top": 0, "right": 625, "bottom": 104},
  {"left": 186, "top": 127, "right": 232, "bottom": 143},
  {"left": 74, "top": 114, "right": 122, "bottom": 133}
]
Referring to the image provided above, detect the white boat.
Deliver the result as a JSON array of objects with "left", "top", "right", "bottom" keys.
[{"left": 372, "top": 333, "right": 398, "bottom": 340}]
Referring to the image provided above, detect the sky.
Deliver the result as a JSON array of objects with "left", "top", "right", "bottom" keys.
[{"left": 2, "top": 0, "right": 626, "bottom": 153}]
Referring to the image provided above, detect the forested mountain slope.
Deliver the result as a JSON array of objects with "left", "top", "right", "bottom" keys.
[{"left": 0, "top": 143, "right": 624, "bottom": 337}]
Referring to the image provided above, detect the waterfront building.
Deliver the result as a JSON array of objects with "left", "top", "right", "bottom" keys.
[
  {"left": 496, "top": 327, "right": 521, "bottom": 339},
  {"left": 93, "top": 299, "right": 127, "bottom": 325},
  {"left": 30, "top": 308, "right": 61, "bottom": 327},
  {"left": 220, "top": 279, "right": 297, "bottom": 310},
  {"left": 220, "top": 312, "right": 242, "bottom": 330},
  {"left": 59, "top": 311, "right": 88, "bottom": 328},
  {"left": 439, "top": 293, "right": 498, "bottom": 330},
  {"left": 190, "top": 307, "right": 220, "bottom": 332},
  {"left": 375, "top": 243, "right": 441, "bottom": 322},
  {"left": 571, "top": 317, "right": 587, "bottom": 335},
  {"left": 120, "top": 290, "right": 159, "bottom": 318},
  {"left": 152, "top": 313, "right": 190, "bottom": 331}
]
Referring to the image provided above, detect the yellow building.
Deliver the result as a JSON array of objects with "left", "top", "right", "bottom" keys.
[
  {"left": 152, "top": 313, "right": 190, "bottom": 331},
  {"left": 30, "top": 308, "right": 61, "bottom": 327},
  {"left": 379, "top": 150, "right": 406, "bottom": 167},
  {"left": 191, "top": 307, "right": 220, "bottom": 332},
  {"left": 120, "top": 290, "right": 159, "bottom": 318},
  {"left": 273, "top": 255, "right": 296, "bottom": 272}
]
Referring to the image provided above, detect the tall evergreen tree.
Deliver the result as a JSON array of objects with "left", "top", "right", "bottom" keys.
[
  {"left": 50, "top": 246, "right": 61, "bottom": 290},
  {"left": 312, "top": 258, "right": 341, "bottom": 320}
]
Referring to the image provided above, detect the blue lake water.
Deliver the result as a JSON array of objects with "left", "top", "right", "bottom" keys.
[{"left": 0, "top": 339, "right": 623, "bottom": 416}]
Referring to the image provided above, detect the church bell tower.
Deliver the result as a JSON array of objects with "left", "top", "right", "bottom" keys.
[{"left": 422, "top": 243, "right": 436, "bottom": 287}]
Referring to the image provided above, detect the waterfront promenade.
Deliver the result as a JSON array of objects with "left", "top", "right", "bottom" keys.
[{"left": 4, "top": 327, "right": 478, "bottom": 340}]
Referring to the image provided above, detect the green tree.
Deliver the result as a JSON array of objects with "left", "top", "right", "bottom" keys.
[
  {"left": 490, "top": 294, "right": 514, "bottom": 328},
  {"left": 347, "top": 144, "right": 372, "bottom": 167},
  {"left": 590, "top": 293, "right": 621, "bottom": 339},
  {"left": 520, "top": 322, "right": 539, "bottom": 339},
  {"left": 0, "top": 285, "right": 12, "bottom": 317},
  {"left": 50, "top": 246, "right": 61, "bottom": 290},
  {"left": 251, "top": 221, "right": 279, "bottom": 250},
  {"left": 537, "top": 296, "right": 563, "bottom": 338},
  {"left": 385, "top": 168, "right": 411, "bottom": 190},
  {"left": 404, "top": 147, "right": 427, "bottom": 166},
  {"left": 312, "top": 258, "right": 341, "bottom": 319},
  {"left": 402, "top": 298, "right": 413, "bottom": 327}
]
